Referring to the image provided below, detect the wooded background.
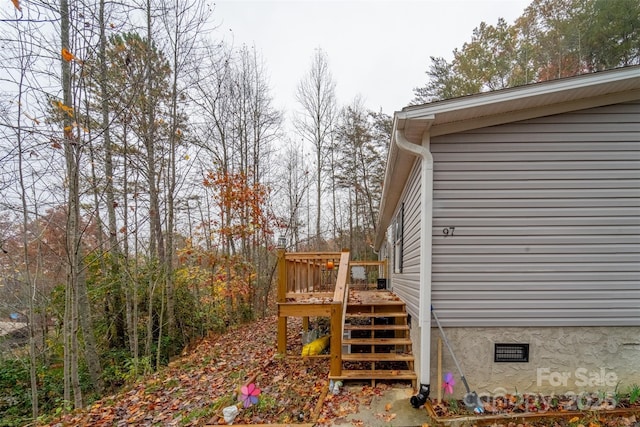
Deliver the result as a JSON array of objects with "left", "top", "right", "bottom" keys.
[{"left": 0, "top": 0, "right": 638, "bottom": 425}]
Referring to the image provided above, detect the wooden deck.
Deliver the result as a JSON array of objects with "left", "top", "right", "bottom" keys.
[{"left": 276, "top": 250, "right": 415, "bottom": 386}]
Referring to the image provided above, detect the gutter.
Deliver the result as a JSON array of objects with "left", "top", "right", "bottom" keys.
[{"left": 394, "top": 119, "right": 434, "bottom": 407}]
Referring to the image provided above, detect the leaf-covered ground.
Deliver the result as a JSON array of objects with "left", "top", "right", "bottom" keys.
[
  {"left": 41, "top": 316, "right": 402, "bottom": 426},
  {"left": 40, "top": 315, "right": 640, "bottom": 426},
  {"left": 43, "top": 316, "right": 325, "bottom": 426}
]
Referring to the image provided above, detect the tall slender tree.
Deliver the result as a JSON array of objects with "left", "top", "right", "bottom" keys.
[
  {"left": 334, "top": 98, "right": 388, "bottom": 259},
  {"left": 156, "top": 0, "right": 209, "bottom": 345},
  {"left": 12, "top": 11, "right": 41, "bottom": 420},
  {"left": 294, "top": 49, "right": 337, "bottom": 248}
]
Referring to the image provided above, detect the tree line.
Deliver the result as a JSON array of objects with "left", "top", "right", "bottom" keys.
[
  {"left": 0, "top": 1, "right": 388, "bottom": 424},
  {"left": 413, "top": 0, "right": 640, "bottom": 102}
]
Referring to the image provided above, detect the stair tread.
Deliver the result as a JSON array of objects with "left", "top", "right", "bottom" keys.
[
  {"left": 342, "top": 353, "right": 414, "bottom": 362},
  {"left": 339, "top": 293, "right": 414, "bottom": 383},
  {"left": 346, "top": 312, "right": 407, "bottom": 318},
  {"left": 348, "top": 301, "right": 406, "bottom": 306},
  {"left": 343, "top": 337, "right": 412, "bottom": 345},
  {"left": 344, "top": 324, "right": 409, "bottom": 331},
  {"left": 329, "top": 370, "right": 417, "bottom": 380}
]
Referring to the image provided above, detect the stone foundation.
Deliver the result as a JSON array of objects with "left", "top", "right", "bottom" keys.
[{"left": 409, "top": 321, "right": 640, "bottom": 398}]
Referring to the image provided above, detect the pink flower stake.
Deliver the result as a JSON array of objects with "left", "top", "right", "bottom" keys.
[
  {"left": 443, "top": 372, "right": 455, "bottom": 395},
  {"left": 240, "top": 383, "right": 261, "bottom": 408}
]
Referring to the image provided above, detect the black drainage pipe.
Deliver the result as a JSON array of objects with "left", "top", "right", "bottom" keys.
[{"left": 410, "top": 383, "right": 430, "bottom": 408}]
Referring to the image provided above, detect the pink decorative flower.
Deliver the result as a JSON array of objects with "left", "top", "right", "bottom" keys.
[
  {"left": 240, "top": 383, "right": 261, "bottom": 408},
  {"left": 443, "top": 372, "right": 455, "bottom": 395}
]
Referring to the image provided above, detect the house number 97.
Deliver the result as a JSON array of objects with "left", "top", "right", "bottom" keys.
[{"left": 443, "top": 226, "right": 456, "bottom": 237}]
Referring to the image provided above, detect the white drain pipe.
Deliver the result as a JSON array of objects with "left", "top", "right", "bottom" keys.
[{"left": 394, "top": 123, "right": 434, "bottom": 404}]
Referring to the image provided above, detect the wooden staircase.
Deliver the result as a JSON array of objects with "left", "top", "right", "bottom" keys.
[{"left": 329, "top": 290, "right": 417, "bottom": 387}]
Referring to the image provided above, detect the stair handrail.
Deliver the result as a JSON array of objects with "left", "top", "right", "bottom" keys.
[
  {"left": 332, "top": 250, "right": 350, "bottom": 304},
  {"left": 329, "top": 249, "right": 350, "bottom": 377}
]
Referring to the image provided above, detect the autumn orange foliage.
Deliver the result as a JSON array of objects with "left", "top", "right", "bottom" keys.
[
  {"left": 173, "top": 169, "right": 275, "bottom": 324},
  {"left": 61, "top": 47, "right": 76, "bottom": 62},
  {"left": 51, "top": 100, "right": 74, "bottom": 117},
  {"left": 202, "top": 169, "right": 273, "bottom": 242}
]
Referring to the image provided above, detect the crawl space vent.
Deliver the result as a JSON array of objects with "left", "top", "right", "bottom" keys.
[{"left": 494, "top": 343, "right": 529, "bottom": 363}]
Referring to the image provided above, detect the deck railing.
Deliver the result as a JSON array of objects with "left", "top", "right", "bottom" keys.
[
  {"left": 276, "top": 252, "right": 394, "bottom": 380},
  {"left": 347, "top": 260, "right": 388, "bottom": 289},
  {"left": 277, "top": 251, "right": 343, "bottom": 302},
  {"left": 276, "top": 250, "right": 350, "bottom": 377}
]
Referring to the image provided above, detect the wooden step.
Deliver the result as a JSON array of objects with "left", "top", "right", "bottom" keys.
[
  {"left": 346, "top": 312, "right": 407, "bottom": 318},
  {"left": 335, "top": 291, "right": 416, "bottom": 386},
  {"left": 341, "top": 353, "right": 414, "bottom": 362},
  {"left": 343, "top": 337, "right": 412, "bottom": 346},
  {"left": 329, "top": 369, "right": 417, "bottom": 381},
  {"left": 346, "top": 305, "right": 405, "bottom": 312},
  {"left": 344, "top": 324, "right": 409, "bottom": 331},
  {"left": 348, "top": 300, "right": 406, "bottom": 307}
]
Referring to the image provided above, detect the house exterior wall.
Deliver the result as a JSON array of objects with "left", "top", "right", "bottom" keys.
[
  {"left": 389, "top": 159, "right": 422, "bottom": 320},
  {"left": 386, "top": 100, "right": 640, "bottom": 393},
  {"left": 430, "top": 101, "right": 640, "bottom": 327}
]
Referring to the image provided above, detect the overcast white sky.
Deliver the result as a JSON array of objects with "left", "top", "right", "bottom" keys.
[{"left": 213, "top": 0, "right": 532, "bottom": 117}]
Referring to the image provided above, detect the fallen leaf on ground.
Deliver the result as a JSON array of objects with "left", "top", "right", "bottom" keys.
[{"left": 376, "top": 412, "right": 397, "bottom": 422}]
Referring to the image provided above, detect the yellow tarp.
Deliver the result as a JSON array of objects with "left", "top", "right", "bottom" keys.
[{"left": 301, "top": 334, "right": 330, "bottom": 356}]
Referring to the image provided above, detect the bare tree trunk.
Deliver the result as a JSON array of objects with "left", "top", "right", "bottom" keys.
[
  {"left": 28, "top": 285, "right": 38, "bottom": 420},
  {"left": 156, "top": 284, "right": 165, "bottom": 368},
  {"left": 122, "top": 120, "right": 138, "bottom": 362},
  {"left": 63, "top": 281, "right": 71, "bottom": 406},
  {"left": 162, "top": 0, "right": 202, "bottom": 340},
  {"left": 130, "top": 154, "right": 141, "bottom": 368},
  {"left": 144, "top": 0, "right": 167, "bottom": 359},
  {"left": 98, "top": 0, "right": 126, "bottom": 350},
  {"left": 77, "top": 268, "right": 104, "bottom": 393},
  {"left": 329, "top": 136, "right": 338, "bottom": 246},
  {"left": 99, "top": 0, "right": 119, "bottom": 257},
  {"left": 315, "top": 146, "right": 322, "bottom": 248},
  {"left": 60, "top": 0, "right": 81, "bottom": 408},
  {"left": 15, "top": 43, "right": 39, "bottom": 420},
  {"left": 60, "top": 0, "right": 103, "bottom": 402},
  {"left": 71, "top": 286, "right": 81, "bottom": 408},
  {"left": 145, "top": 278, "right": 156, "bottom": 358}
]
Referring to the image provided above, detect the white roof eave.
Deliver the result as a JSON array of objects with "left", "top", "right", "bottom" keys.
[{"left": 401, "top": 65, "right": 640, "bottom": 125}]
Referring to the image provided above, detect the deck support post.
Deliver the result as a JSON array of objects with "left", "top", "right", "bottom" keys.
[
  {"left": 277, "top": 316, "right": 287, "bottom": 355},
  {"left": 277, "top": 249, "right": 286, "bottom": 302},
  {"left": 277, "top": 249, "right": 287, "bottom": 355},
  {"left": 330, "top": 303, "right": 342, "bottom": 377}
]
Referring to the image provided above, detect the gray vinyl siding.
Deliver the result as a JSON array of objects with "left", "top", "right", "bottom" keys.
[
  {"left": 431, "top": 101, "right": 640, "bottom": 327},
  {"left": 390, "top": 160, "right": 422, "bottom": 319}
]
